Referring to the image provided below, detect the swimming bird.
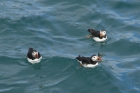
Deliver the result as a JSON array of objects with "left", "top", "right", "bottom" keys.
[
  {"left": 76, "top": 54, "right": 102, "bottom": 68},
  {"left": 87, "top": 28, "right": 107, "bottom": 42},
  {"left": 27, "top": 48, "right": 42, "bottom": 64}
]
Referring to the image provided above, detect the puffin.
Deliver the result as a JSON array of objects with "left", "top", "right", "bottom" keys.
[
  {"left": 27, "top": 48, "right": 42, "bottom": 64},
  {"left": 76, "top": 54, "right": 102, "bottom": 68},
  {"left": 87, "top": 28, "right": 107, "bottom": 42}
]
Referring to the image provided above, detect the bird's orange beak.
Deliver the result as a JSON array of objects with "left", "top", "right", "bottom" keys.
[
  {"left": 100, "top": 33, "right": 103, "bottom": 37},
  {"left": 35, "top": 52, "right": 38, "bottom": 58},
  {"left": 97, "top": 56, "right": 102, "bottom": 60}
]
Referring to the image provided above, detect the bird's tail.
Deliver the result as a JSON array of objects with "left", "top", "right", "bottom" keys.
[{"left": 76, "top": 55, "right": 81, "bottom": 60}]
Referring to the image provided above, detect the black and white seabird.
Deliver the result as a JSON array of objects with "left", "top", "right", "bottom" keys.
[
  {"left": 76, "top": 54, "right": 101, "bottom": 68},
  {"left": 27, "top": 48, "right": 42, "bottom": 64},
  {"left": 87, "top": 29, "right": 107, "bottom": 42}
]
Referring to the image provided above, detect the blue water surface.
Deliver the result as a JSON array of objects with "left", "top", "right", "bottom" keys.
[{"left": 0, "top": 0, "right": 140, "bottom": 93}]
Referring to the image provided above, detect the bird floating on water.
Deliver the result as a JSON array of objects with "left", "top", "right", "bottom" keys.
[
  {"left": 27, "top": 48, "right": 42, "bottom": 64},
  {"left": 87, "top": 28, "right": 107, "bottom": 42},
  {"left": 76, "top": 54, "right": 102, "bottom": 68}
]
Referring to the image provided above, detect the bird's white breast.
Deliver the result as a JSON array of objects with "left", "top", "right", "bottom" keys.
[
  {"left": 92, "top": 36, "right": 107, "bottom": 42},
  {"left": 27, "top": 56, "right": 42, "bottom": 64},
  {"left": 77, "top": 60, "right": 98, "bottom": 68}
]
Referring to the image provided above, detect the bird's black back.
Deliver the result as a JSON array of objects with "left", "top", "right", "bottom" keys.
[{"left": 88, "top": 29, "right": 100, "bottom": 38}]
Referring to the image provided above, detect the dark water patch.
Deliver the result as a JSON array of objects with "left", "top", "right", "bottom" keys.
[
  {"left": 102, "top": 39, "right": 140, "bottom": 56},
  {"left": 0, "top": 56, "right": 76, "bottom": 92},
  {"left": 101, "top": 54, "right": 140, "bottom": 93},
  {"left": 128, "top": 65, "right": 140, "bottom": 91},
  {"left": 101, "top": 61, "right": 130, "bottom": 93},
  {"left": 112, "top": 0, "right": 140, "bottom": 17},
  {"left": 0, "top": 0, "right": 51, "bottom": 20},
  {"left": 47, "top": 64, "right": 122, "bottom": 93},
  {"left": 21, "top": 57, "right": 76, "bottom": 92}
]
